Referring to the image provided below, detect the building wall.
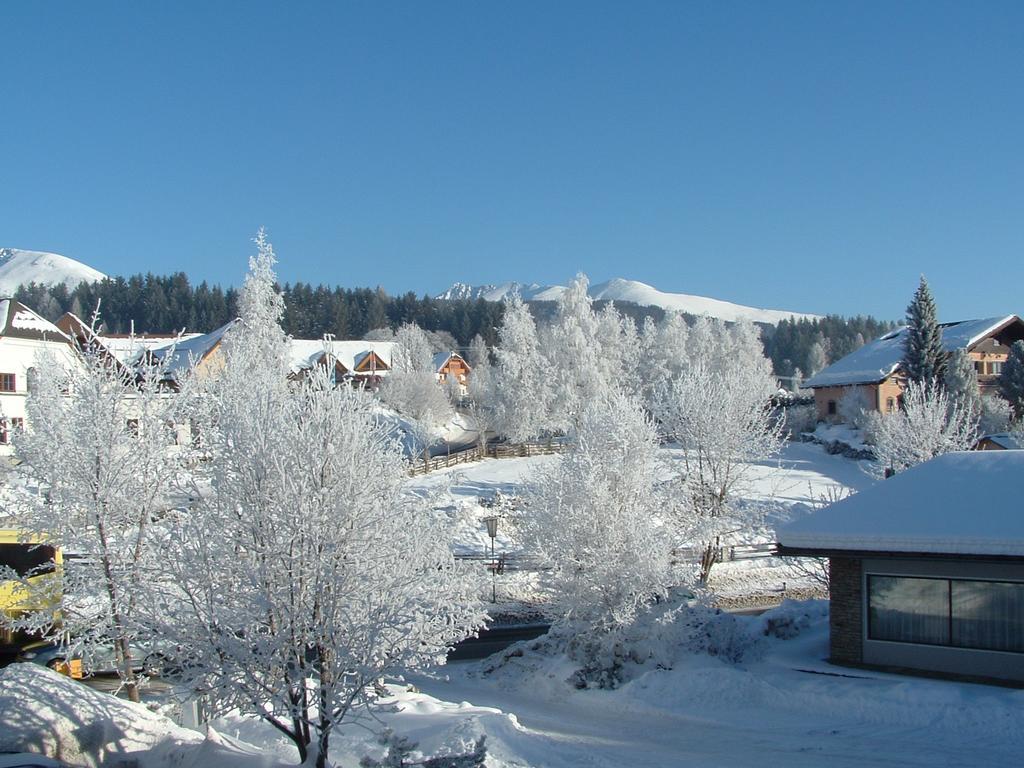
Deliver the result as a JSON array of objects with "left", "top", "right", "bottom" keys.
[
  {"left": 968, "top": 345, "right": 1010, "bottom": 391},
  {"left": 828, "top": 556, "right": 863, "bottom": 664},
  {"left": 0, "top": 337, "right": 79, "bottom": 455},
  {"left": 813, "top": 378, "right": 905, "bottom": 422}
]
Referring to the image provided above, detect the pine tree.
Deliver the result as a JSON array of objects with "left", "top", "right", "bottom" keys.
[
  {"left": 903, "top": 276, "right": 946, "bottom": 384},
  {"left": 999, "top": 340, "right": 1024, "bottom": 420}
]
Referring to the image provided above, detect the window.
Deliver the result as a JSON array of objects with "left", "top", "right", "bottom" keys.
[
  {"left": 886, "top": 397, "right": 896, "bottom": 412},
  {"left": 868, "top": 574, "right": 1024, "bottom": 653},
  {"left": 0, "top": 418, "right": 23, "bottom": 445},
  {"left": 989, "top": 361, "right": 1003, "bottom": 376},
  {"left": 974, "top": 361, "right": 985, "bottom": 374},
  {"left": 0, "top": 373, "right": 15, "bottom": 392},
  {"left": 827, "top": 400, "right": 837, "bottom": 415}
]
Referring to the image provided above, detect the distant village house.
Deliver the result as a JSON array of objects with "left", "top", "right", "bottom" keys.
[{"left": 804, "top": 315, "right": 1024, "bottom": 422}]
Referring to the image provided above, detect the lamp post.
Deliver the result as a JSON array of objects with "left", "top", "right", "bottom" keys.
[{"left": 484, "top": 516, "right": 498, "bottom": 603}]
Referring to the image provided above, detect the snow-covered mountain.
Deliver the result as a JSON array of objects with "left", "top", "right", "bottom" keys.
[
  {"left": 437, "top": 277, "right": 821, "bottom": 324},
  {"left": 0, "top": 248, "right": 106, "bottom": 296},
  {"left": 437, "top": 281, "right": 568, "bottom": 303}
]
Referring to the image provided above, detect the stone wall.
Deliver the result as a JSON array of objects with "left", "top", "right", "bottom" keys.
[{"left": 828, "top": 556, "right": 863, "bottom": 664}]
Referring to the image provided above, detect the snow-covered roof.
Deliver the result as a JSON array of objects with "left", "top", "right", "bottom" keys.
[
  {"left": 777, "top": 451, "right": 1024, "bottom": 557},
  {"left": 976, "top": 433, "right": 1024, "bottom": 450},
  {"left": 97, "top": 333, "right": 204, "bottom": 364},
  {"left": 0, "top": 299, "right": 71, "bottom": 343},
  {"left": 150, "top": 319, "right": 237, "bottom": 374},
  {"left": 288, "top": 339, "right": 395, "bottom": 375},
  {"left": 804, "top": 315, "right": 1020, "bottom": 388}
]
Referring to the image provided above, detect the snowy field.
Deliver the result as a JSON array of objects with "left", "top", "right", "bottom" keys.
[{"left": 408, "top": 441, "right": 878, "bottom": 606}]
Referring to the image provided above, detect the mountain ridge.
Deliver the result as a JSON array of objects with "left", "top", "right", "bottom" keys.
[{"left": 437, "top": 277, "right": 821, "bottom": 324}]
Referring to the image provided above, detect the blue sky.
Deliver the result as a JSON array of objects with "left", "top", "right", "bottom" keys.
[{"left": 2, "top": 2, "right": 1022, "bottom": 320}]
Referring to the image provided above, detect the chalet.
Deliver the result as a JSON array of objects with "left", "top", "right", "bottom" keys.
[
  {"left": 777, "top": 451, "right": 1024, "bottom": 684},
  {"left": 288, "top": 339, "right": 396, "bottom": 389},
  {"left": 805, "top": 315, "right": 1024, "bottom": 422},
  {"left": 433, "top": 351, "right": 471, "bottom": 393},
  {"left": 0, "top": 300, "right": 80, "bottom": 455}
]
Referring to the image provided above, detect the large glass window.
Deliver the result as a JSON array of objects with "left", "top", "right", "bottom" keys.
[
  {"left": 869, "top": 576, "right": 950, "bottom": 645},
  {"left": 868, "top": 574, "right": 1024, "bottom": 653},
  {"left": 952, "top": 580, "right": 1024, "bottom": 653}
]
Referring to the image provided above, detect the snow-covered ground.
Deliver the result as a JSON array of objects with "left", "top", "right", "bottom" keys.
[
  {"left": 6, "top": 444, "right": 1020, "bottom": 768},
  {"left": 210, "top": 602, "right": 1023, "bottom": 767}
]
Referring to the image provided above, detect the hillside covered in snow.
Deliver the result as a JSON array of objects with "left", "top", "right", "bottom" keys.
[
  {"left": 0, "top": 248, "right": 106, "bottom": 296},
  {"left": 438, "top": 277, "right": 821, "bottom": 324}
]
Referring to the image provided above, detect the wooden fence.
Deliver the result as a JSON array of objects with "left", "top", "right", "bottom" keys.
[{"left": 408, "top": 440, "right": 570, "bottom": 476}]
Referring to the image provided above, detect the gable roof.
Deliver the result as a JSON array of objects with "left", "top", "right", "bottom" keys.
[
  {"left": 433, "top": 351, "right": 469, "bottom": 373},
  {"left": 0, "top": 299, "right": 71, "bottom": 344},
  {"left": 57, "top": 312, "right": 204, "bottom": 366},
  {"left": 777, "top": 451, "right": 1024, "bottom": 557},
  {"left": 150, "top": 319, "right": 237, "bottom": 375},
  {"left": 288, "top": 339, "right": 395, "bottom": 376},
  {"left": 804, "top": 315, "right": 1022, "bottom": 388}
]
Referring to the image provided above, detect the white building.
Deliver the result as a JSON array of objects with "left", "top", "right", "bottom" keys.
[{"left": 0, "top": 300, "right": 81, "bottom": 455}]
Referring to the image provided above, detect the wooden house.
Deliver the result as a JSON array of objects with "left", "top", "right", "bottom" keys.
[
  {"left": 804, "top": 315, "right": 1024, "bottom": 422},
  {"left": 433, "top": 351, "right": 471, "bottom": 394}
]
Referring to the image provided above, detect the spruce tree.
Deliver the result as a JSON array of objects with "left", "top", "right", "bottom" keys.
[
  {"left": 903, "top": 276, "right": 946, "bottom": 384},
  {"left": 999, "top": 340, "right": 1024, "bottom": 420}
]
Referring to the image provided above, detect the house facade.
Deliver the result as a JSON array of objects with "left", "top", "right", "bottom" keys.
[
  {"left": 433, "top": 351, "right": 471, "bottom": 393},
  {"left": 777, "top": 451, "right": 1024, "bottom": 683},
  {"left": 804, "top": 315, "right": 1024, "bottom": 422},
  {"left": 0, "top": 300, "right": 80, "bottom": 455}
]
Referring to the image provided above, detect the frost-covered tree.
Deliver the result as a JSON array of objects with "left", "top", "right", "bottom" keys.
[
  {"left": 805, "top": 341, "right": 827, "bottom": 377},
  {"left": 979, "top": 393, "right": 1012, "bottom": 435},
  {"left": 519, "top": 390, "right": 681, "bottom": 636},
  {"left": 392, "top": 322, "right": 435, "bottom": 374},
  {"left": 160, "top": 236, "right": 485, "bottom": 767},
  {"left": 870, "top": 379, "right": 978, "bottom": 477},
  {"left": 466, "top": 334, "right": 490, "bottom": 369},
  {"left": 998, "top": 339, "right": 1024, "bottom": 420},
  {"left": 491, "top": 295, "right": 551, "bottom": 441},
  {"left": 4, "top": 322, "right": 186, "bottom": 702},
  {"left": 944, "top": 347, "right": 982, "bottom": 418},
  {"left": 903, "top": 276, "right": 946, "bottom": 384},
  {"left": 837, "top": 387, "right": 872, "bottom": 428},
  {"left": 465, "top": 348, "right": 497, "bottom": 450},
  {"left": 542, "top": 274, "right": 605, "bottom": 432},
  {"left": 652, "top": 319, "right": 783, "bottom": 583},
  {"left": 378, "top": 322, "right": 452, "bottom": 459},
  {"left": 595, "top": 304, "right": 641, "bottom": 400}
]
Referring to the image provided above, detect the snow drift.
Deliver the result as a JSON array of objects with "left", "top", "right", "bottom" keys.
[{"left": 0, "top": 664, "right": 287, "bottom": 768}]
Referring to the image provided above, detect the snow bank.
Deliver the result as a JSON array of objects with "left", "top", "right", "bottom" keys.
[{"left": 0, "top": 664, "right": 287, "bottom": 768}]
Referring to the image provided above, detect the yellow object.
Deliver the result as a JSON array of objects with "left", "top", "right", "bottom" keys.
[{"left": 0, "top": 529, "right": 63, "bottom": 639}]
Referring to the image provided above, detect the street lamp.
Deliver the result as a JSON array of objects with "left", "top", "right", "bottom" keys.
[{"left": 484, "top": 516, "right": 499, "bottom": 603}]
